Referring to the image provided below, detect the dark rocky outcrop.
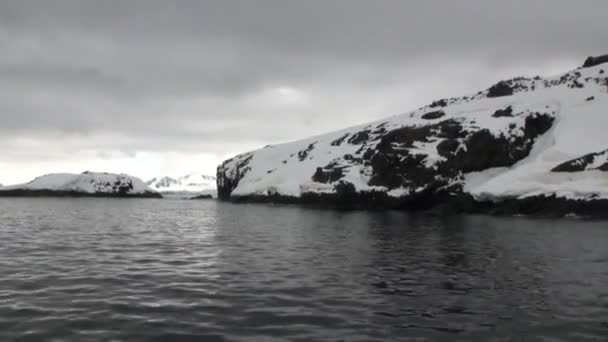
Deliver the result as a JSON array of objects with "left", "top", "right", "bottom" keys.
[
  {"left": 582, "top": 55, "right": 608, "bottom": 68},
  {"left": 330, "top": 133, "right": 350, "bottom": 146},
  {"left": 297, "top": 142, "right": 317, "bottom": 161},
  {"left": 487, "top": 81, "right": 514, "bottom": 98},
  {"left": 348, "top": 130, "right": 371, "bottom": 145},
  {"left": 365, "top": 113, "right": 554, "bottom": 195},
  {"left": 190, "top": 194, "right": 213, "bottom": 200},
  {"left": 421, "top": 110, "right": 446, "bottom": 120},
  {"left": 429, "top": 99, "right": 448, "bottom": 108},
  {"left": 492, "top": 106, "right": 514, "bottom": 118},
  {"left": 217, "top": 153, "right": 253, "bottom": 200},
  {"left": 227, "top": 191, "right": 608, "bottom": 218},
  {"left": 0, "top": 189, "right": 162, "bottom": 198},
  {"left": 466, "top": 195, "right": 608, "bottom": 218},
  {"left": 552, "top": 149, "right": 608, "bottom": 172},
  {"left": 312, "top": 166, "right": 344, "bottom": 184}
]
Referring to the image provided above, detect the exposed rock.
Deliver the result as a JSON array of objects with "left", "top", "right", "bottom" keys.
[
  {"left": 582, "top": 54, "right": 608, "bottom": 68},
  {"left": 469, "top": 195, "right": 608, "bottom": 218},
  {"left": 421, "top": 110, "right": 446, "bottom": 120},
  {"left": 331, "top": 133, "right": 350, "bottom": 146},
  {"left": 217, "top": 153, "right": 253, "bottom": 200},
  {"left": 552, "top": 149, "right": 608, "bottom": 172},
  {"left": 297, "top": 142, "right": 317, "bottom": 161},
  {"left": 487, "top": 81, "right": 514, "bottom": 98},
  {"left": 312, "top": 166, "right": 344, "bottom": 184},
  {"left": 190, "top": 194, "right": 213, "bottom": 200},
  {"left": 367, "top": 114, "right": 554, "bottom": 193},
  {"left": 429, "top": 99, "right": 448, "bottom": 108},
  {"left": 492, "top": 106, "right": 514, "bottom": 118},
  {"left": 348, "top": 130, "right": 371, "bottom": 145},
  {"left": 0, "top": 189, "right": 161, "bottom": 198}
]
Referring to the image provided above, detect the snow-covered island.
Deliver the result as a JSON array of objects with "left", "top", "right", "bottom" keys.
[
  {"left": 0, "top": 172, "right": 162, "bottom": 198},
  {"left": 146, "top": 174, "right": 216, "bottom": 198},
  {"left": 217, "top": 55, "right": 608, "bottom": 217}
]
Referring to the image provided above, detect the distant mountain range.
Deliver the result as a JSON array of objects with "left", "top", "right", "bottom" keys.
[
  {"left": 0, "top": 173, "right": 218, "bottom": 198},
  {"left": 146, "top": 174, "right": 216, "bottom": 193}
]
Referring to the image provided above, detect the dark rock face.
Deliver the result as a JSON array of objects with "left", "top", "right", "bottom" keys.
[
  {"left": 429, "top": 99, "right": 448, "bottom": 108},
  {"left": 297, "top": 142, "right": 317, "bottom": 161},
  {"left": 0, "top": 189, "right": 161, "bottom": 198},
  {"left": 583, "top": 55, "right": 608, "bottom": 68},
  {"left": 227, "top": 191, "right": 608, "bottom": 218},
  {"left": 487, "top": 81, "right": 514, "bottom": 98},
  {"left": 421, "top": 110, "right": 446, "bottom": 120},
  {"left": 312, "top": 166, "right": 344, "bottom": 184},
  {"left": 190, "top": 194, "right": 213, "bottom": 200},
  {"left": 470, "top": 195, "right": 608, "bottom": 218},
  {"left": 330, "top": 133, "right": 350, "bottom": 146},
  {"left": 552, "top": 149, "right": 608, "bottom": 172},
  {"left": 217, "top": 153, "right": 253, "bottom": 200},
  {"left": 365, "top": 113, "right": 555, "bottom": 196},
  {"left": 492, "top": 106, "right": 514, "bottom": 118},
  {"left": 348, "top": 130, "right": 371, "bottom": 145},
  {"left": 114, "top": 180, "right": 134, "bottom": 195}
]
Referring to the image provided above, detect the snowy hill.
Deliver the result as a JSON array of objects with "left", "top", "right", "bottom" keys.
[
  {"left": 146, "top": 174, "right": 216, "bottom": 194},
  {"left": 218, "top": 55, "right": 608, "bottom": 217},
  {"left": 0, "top": 172, "right": 161, "bottom": 198}
]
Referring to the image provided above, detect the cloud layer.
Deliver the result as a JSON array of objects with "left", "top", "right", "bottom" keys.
[{"left": 1, "top": 0, "right": 605, "bottom": 183}]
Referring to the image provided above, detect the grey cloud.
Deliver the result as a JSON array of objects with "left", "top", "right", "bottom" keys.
[{"left": 0, "top": 0, "right": 606, "bottom": 174}]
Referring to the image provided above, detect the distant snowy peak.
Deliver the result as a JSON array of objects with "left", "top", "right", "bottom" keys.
[
  {"left": 217, "top": 54, "right": 608, "bottom": 217},
  {"left": 0, "top": 171, "right": 161, "bottom": 198},
  {"left": 146, "top": 174, "right": 216, "bottom": 193}
]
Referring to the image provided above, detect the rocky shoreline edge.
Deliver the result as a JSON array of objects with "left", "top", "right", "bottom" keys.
[
  {"left": 222, "top": 192, "right": 608, "bottom": 218},
  {"left": 0, "top": 189, "right": 162, "bottom": 198}
]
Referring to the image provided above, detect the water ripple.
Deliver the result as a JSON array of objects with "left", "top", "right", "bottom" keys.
[{"left": 0, "top": 198, "right": 607, "bottom": 341}]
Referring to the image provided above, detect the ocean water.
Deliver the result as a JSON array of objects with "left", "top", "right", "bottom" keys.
[{"left": 0, "top": 198, "right": 607, "bottom": 341}]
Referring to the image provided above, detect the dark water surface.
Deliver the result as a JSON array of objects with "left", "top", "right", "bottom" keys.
[{"left": 0, "top": 198, "right": 607, "bottom": 341}]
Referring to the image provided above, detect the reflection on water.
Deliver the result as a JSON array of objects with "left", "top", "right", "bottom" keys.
[{"left": 0, "top": 198, "right": 607, "bottom": 341}]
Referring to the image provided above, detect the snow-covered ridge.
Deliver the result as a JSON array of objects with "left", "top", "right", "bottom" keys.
[
  {"left": 217, "top": 55, "right": 608, "bottom": 216},
  {"left": 0, "top": 172, "right": 161, "bottom": 198},
  {"left": 146, "top": 174, "right": 216, "bottom": 193}
]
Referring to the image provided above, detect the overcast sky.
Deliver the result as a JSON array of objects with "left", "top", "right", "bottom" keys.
[{"left": 0, "top": 0, "right": 606, "bottom": 184}]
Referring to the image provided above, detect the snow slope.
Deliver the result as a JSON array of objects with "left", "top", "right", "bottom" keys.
[
  {"left": 218, "top": 56, "right": 608, "bottom": 214},
  {"left": 0, "top": 172, "right": 161, "bottom": 198},
  {"left": 146, "top": 174, "right": 216, "bottom": 193}
]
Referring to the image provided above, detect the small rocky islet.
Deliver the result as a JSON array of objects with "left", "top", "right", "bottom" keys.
[{"left": 0, "top": 172, "right": 162, "bottom": 198}]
